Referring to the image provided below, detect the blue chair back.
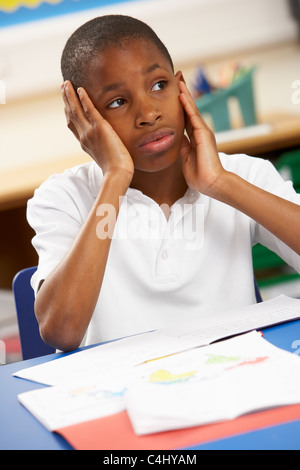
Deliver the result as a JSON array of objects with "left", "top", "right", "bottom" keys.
[
  {"left": 254, "top": 277, "right": 263, "bottom": 303},
  {"left": 12, "top": 267, "right": 55, "bottom": 360}
]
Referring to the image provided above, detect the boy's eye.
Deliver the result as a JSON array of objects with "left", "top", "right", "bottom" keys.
[
  {"left": 152, "top": 80, "right": 168, "bottom": 91},
  {"left": 108, "top": 98, "right": 126, "bottom": 109}
]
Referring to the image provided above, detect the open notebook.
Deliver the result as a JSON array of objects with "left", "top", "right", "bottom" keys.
[
  {"left": 17, "top": 331, "right": 300, "bottom": 438},
  {"left": 14, "top": 295, "right": 300, "bottom": 438}
]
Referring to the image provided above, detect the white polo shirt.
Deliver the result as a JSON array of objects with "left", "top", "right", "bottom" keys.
[{"left": 27, "top": 153, "right": 300, "bottom": 346}]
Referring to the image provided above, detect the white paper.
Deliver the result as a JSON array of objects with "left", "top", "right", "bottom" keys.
[
  {"left": 13, "top": 329, "right": 211, "bottom": 386},
  {"left": 18, "top": 374, "right": 126, "bottom": 431},
  {"left": 158, "top": 294, "right": 300, "bottom": 342},
  {"left": 18, "top": 331, "right": 300, "bottom": 434},
  {"left": 125, "top": 331, "right": 300, "bottom": 435},
  {"left": 13, "top": 295, "right": 300, "bottom": 387}
]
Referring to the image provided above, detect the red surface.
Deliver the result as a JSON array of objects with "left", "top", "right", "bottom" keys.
[{"left": 56, "top": 404, "right": 300, "bottom": 450}]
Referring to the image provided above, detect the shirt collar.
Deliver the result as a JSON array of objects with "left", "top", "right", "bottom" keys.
[{"left": 88, "top": 161, "right": 201, "bottom": 206}]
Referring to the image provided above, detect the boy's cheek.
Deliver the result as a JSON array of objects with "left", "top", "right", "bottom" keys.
[{"left": 101, "top": 116, "right": 124, "bottom": 139}]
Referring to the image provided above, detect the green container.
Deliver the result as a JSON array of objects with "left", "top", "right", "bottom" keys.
[
  {"left": 276, "top": 149, "right": 300, "bottom": 192},
  {"left": 195, "top": 67, "right": 257, "bottom": 132}
]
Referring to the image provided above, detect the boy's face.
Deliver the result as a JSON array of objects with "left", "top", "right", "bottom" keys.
[{"left": 84, "top": 39, "right": 185, "bottom": 173}]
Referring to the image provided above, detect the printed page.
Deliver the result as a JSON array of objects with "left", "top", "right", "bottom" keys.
[
  {"left": 125, "top": 331, "right": 300, "bottom": 435},
  {"left": 18, "top": 374, "right": 126, "bottom": 431},
  {"left": 13, "top": 328, "right": 213, "bottom": 386},
  {"left": 17, "top": 331, "right": 300, "bottom": 434},
  {"left": 13, "top": 295, "right": 300, "bottom": 386},
  {"left": 158, "top": 294, "right": 300, "bottom": 342}
]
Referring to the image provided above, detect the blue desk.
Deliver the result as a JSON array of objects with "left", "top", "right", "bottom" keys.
[{"left": 1, "top": 320, "right": 300, "bottom": 450}]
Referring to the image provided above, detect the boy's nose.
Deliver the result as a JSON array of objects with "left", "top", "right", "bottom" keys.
[{"left": 135, "top": 97, "right": 162, "bottom": 127}]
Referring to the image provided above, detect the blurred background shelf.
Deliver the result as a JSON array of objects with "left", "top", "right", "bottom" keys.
[{"left": 216, "top": 113, "right": 300, "bottom": 156}]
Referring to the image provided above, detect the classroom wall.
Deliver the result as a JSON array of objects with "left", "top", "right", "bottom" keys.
[
  {"left": 0, "top": 0, "right": 299, "bottom": 173},
  {"left": 0, "top": 0, "right": 298, "bottom": 101}
]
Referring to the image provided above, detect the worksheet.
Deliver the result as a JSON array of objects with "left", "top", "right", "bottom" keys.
[
  {"left": 18, "top": 372, "right": 126, "bottom": 431},
  {"left": 125, "top": 331, "right": 300, "bottom": 435},
  {"left": 13, "top": 295, "right": 300, "bottom": 387},
  {"left": 13, "top": 328, "right": 210, "bottom": 386},
  {"left": 18, "top": 331, "right": 300, "bottom": 434}
]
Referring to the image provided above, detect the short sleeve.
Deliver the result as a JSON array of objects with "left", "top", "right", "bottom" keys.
[
  {"left": 251, "top": 159, "right": 300, "bottom": 273},
  {"left": 220, "top": 153, "right": 300, "bottom": 274},
  {"left": 27, "top": 165, "right": 95, "bottom": 294}
]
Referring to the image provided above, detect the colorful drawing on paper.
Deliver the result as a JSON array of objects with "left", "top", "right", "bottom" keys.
[
  {"left": 0, "top": 0, "right": 140, "bottom": 28},
  {"left": 205, "top": 354, "right": 240, "bottom": 365},
  {"left": 205, "top": 354, "right": 269, "bottom": 368},
  {"left": 147, "top": 353, "right": 270, "bottom": 386},
  {"left": 149, "top": 369, "right": 198, "bottom": 385},
  {"left": 68, "top": 384, "right": 126, "bottom": 401}
]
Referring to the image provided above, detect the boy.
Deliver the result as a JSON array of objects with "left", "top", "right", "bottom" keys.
[{"left": 27, "top": 15, "right": 300, "bottom": 352}]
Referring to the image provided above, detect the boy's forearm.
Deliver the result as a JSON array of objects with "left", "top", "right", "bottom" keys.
[
  {"left": 213, "top": 171, "right": 300, "bottom": 255},
  {"left": 35, "top": 170, "right": 131, "bottom": 351}
]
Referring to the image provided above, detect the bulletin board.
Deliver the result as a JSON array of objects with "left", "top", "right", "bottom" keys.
[{"left": 0, "top": 0, "right": 140, "bottom": 27}]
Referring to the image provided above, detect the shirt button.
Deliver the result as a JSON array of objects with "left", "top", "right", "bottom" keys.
[{"left": 161, "top": 250, "right": 168, "bottom": 260}]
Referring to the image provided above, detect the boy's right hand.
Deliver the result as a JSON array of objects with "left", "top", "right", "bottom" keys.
[{"left": 61, "top": 81, "right": 134, "bottom": 182}]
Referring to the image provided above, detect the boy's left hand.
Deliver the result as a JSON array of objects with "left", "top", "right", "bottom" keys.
[
  {"left": 178, "top": 82, "right": 300, "bottom": 256},
  {"left": 178, "top": 81, "right": 225, "bottom": 197}
]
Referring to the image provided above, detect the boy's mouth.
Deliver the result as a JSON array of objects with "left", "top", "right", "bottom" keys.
[{"left": 138, "top": 129, "right": 175, "bottom": 155}]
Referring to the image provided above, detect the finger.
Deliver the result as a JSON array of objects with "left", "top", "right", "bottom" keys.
[
  {"left": 77, "top": 87, "right": 127, "bottom": 151},
  {"left": 178, "top": 81, "right": 209, "bottom": 130},
  {"left": 62, "top": 81, "right": 89, "bottom": 130},
  {"left": 180, "top": 135, "right": 192, "bottom": 161},
  {"left": 179, "top": 82, "right": 202, "bottom": 124},
  {"left": 179, "top": 82, "right": 216, "bottom": 151},
  {"left": 77, "top": 87, "right": 105, "bottom": 125},
  {"left": 61, "top": 82, "right": 71, "bottom": 120},
  {"left": 61, "top": 84, "right": 79, "bottom": 137}
]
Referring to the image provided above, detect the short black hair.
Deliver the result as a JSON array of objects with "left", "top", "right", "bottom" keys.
[{"left": 61, "top": 15, "right": 174, "bottom": 91}]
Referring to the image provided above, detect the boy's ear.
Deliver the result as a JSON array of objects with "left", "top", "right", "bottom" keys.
[{"left": 175, "top": 71, "right": 185, "bottom": 85}]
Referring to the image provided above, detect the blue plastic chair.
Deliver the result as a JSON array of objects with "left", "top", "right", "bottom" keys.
[
  {"left": 12, "top": 267, "right": 55, "bottom": 360},
  {"left": 254, "top": 277, "right": 263, "bottom": 303}
]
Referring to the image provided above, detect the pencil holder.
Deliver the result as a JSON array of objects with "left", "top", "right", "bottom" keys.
[{"left": 194, "top": 67, "right": 257, "bottom": 132}]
